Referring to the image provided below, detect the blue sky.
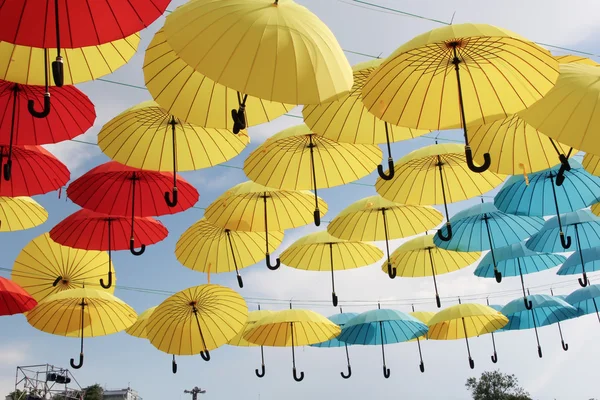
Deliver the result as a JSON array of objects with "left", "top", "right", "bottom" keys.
[{"left": 3, "top": 1, "right": 600, "bottom": 399}]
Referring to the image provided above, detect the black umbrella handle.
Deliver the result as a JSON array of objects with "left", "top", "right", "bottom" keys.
[
  {"left": 172, "top": 355, "right": 178, "bottom": 374},
  {"left": 377, "top": 159, "right": 395, "bottom": 180}
]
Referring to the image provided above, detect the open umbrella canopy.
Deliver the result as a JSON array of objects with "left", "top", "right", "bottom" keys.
[
  {"left": 0, "top": 276, "right": 37, "bottom": 316},
  {"left": 339, "top": 309, "right": 428, "bottom": 345},
  {"left": 526, "top": 210, "right": 600, "bottom": 253},
  {"left": 583, "top": 153, "right": 600, "bottom": 176},
  {"left": 474, "top": 242, "right": 565, "bottom": 278},
  {"left": 144, "top": 29, "right": 293, "bottom": 130},
  {"left": 12, "top": 233, "right": 115, "bottom": 302},
  {"left": 565, "top": 284, "right": 600, "bottom": 319},
  {"left": 0, "top": 34, "right": 140, "bottom": 86},
  {"left": 0, "top": 196, "right": 47, "bottom": 231},
  {"left": 428, "top": 303, "right": 507, "bottom": 340},
  {"left": 162, "top": 0, "right": 352, "bottom": 105},
  {"left": 125, "top": 306, "right": 157, "bottom": 339},
  {"left": 501, "top": 294, "right": 577, "bottom": 330},
  {"left": 310, "top": 313, "right": 359, "bottom": 348},
  {"left": 229, "top": 310, "right": 275, "bottom": 347},
  {"left": 558, "top": 247, "right": 600, "bottom": 276}
]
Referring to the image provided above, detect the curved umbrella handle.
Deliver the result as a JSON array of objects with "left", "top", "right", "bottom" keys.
[
  {"left": 99, "top": 271, "right": 112, "bottom": 289},
  {"left": 164, "top": 188, "right": 178, "bottom": 208},
  {"left": 313, "top": 209, "right": 321, "bottom": 227},
  {"left": 465, "top": 147, "right": 491, "bottom": 173},
  {"left": 383, "top": 365, "right": 391, "bottom": 379},
  {"left": 560, "top": 232, "right": 572, "bottom": 250},
  {"left": 491, "top": 352, "right": 498, "bottom": 364},
  {"left": 340, "top": 365, "right": 351, "bottom": 379},
  {"left": 579, "top": 273, "right": 589, "bottom": 288},
  {"left": 419, "top": 361, "right": 425, "bottom": 373},
  {"left": 332, "top": 292, "right": 338, "bottom": 307},
  {"left": 3, "top": 160, "right": 11, "bottom": 181},
  {"left": 266, "top": 254, "right": 281, "bottom": 271},
  {"left": 28, "top": 95, "right": 51, "bottom": 119},
  {"left": 494, "top": 269, "right": 503, "bottom": 283},
  {"left": 236, "top": 274, "right": 244, "bottom": 289},
  {"left": 130, "top": 238, "right": 146, "bottom": 256},
  {"left": 255, "top": 364, "right": 265, "bottom": 378},
  {"left": 524, "top": 297, "right": 533, "bottom": 310},
  {"left": 468, "top": 357, "right": 475, "bottom": 369},
  {"left": 386, "top": 262, "right": 396, "bottom": 279},
  {"left": 436, "top": 224, "right": 452, "bottom": 242},
  {"left": 555, "top": 155, "right": 571, "bottom": 187},
  {"left": 561, "top": 340, "right": 569, "bottom": 351},
  {"left": 200, "top": 350, "right": 210, "bottom": 361},
  {"left": 377, "top": 159, "right": 395, "bottom": 180},
  {"left": 172, "top": 357, "right": 178, "bottom": 374},
  {"left": 70, "top": 353, "right": 83, "bottom": 370},
  {"left": 231, "top": 107, "right": 246, "bottom": 134},
  {"left": 293, "top": 367, "right": 304, "bottom": 382},
  {"left": 52, "top": 58, "right": 64, "bottom": 87},
  {"left": 537, "top": 345, "right": 543, "bottom": 358},
  {"left": 435, "top": 294, "right": 441, "bottom": 309}
]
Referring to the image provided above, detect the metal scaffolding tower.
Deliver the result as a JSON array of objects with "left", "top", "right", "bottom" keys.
[{"left": 13, "top": 364, "right": 83, "bottom": 400}]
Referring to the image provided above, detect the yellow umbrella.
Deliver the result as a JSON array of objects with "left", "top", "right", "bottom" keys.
[
  {"left": 27, "top": 288, "right": 137, "bottom": 369},
  {"left": 204, "top": 181, "right": 328, "bottom": 270},
  {"left": 327, "top": 194, "right": 443, "bottom": 279},
  {"left": 244, "top": 124, "right": 381, "bottom": 226},
  {"left": 520, "top": 63, "right": 600, "bottom": 184},
  {"left": 228, "top": 307, "right": 274, "bottom": 378},
  {"left": 428, "top": 301, "right": 507, "bottom": 369},
  {"left": 302, "top": 59, "right": 429, "bottom": 179},
  {"left": 175, "top": 218, "right": 284, "bottom": 288},
  {"left": 146, "top": 284, "right": 248, "bottom": 370},
  {"left": 280, "top": 231, "right": 383, "bottom": 306},
  {"left": 126, "top": 306, "right": 157, "bottom": 339},
  {"left": 0, "top": 196, "right": 47, "bottom": 231},
  {"left": 244, "top": 307, "right": 340, "bottom": 382},
  {"left": 385, "top": 234, "right": 480, "bottom": 307},
  {"left": 0, "top": 34, "right": 140, "bottom": 86},
  {"left": 97, "top": 100, "right": 249, "bottom": 207},
  {"left": 12, "top": 233, "right": 115, "bottom": 302},
  {"left": 375, "top": 143, "right": 504, "bottom": 240},
  {"left": 163, "top": 0, "right": 352, "bottom": 131},
  {"left": 362, "top": 23, "right": 559, "bottom": 173},
  {"left": 144, "top": 29, "right": 293, "bottom": 131},
  {"left": 583, "top": 153, "right": 600, "bottom": 177},
  {"left": 409, "top": 307, "right": 436, "bottom": 373},
  {"left": 553, "top": 55, "right": 600, "bottom": 66}
]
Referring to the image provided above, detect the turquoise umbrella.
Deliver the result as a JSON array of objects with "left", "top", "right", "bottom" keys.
[
  {"left": 565, "top": 284, "right": 600, "bottom": 323},
  {"left": 501, "top": 294, "right": 577, "bottom": 358},
  {"left": 494, "top": 161, "right": 600, "bottom": 250},
  {"left": 557, "top": 247, "right": 600, "bottom": 278},
  {"left": 310, "top": 309, "right": 358, "bottom": 379},
  {"left": 526, "top": 210, "right": 600, "bottom": 287},
  {"left": 434, "top": 202, "right": 544, "bottom": 282},
  {"left": 474, "top": 242, "right": 566, "bottom": 309},
  {"left": 338, "top": 305, "right": 428, "bottom": 379}
]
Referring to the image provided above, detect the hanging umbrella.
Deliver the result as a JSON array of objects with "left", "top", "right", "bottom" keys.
[
  {"left": 565, "top": 284, "right": 600, "bottom": 323},
  {"left": 428, "top": 302, "right": 507, "bottom": 369},
  {"left": 468, "top": 113, "right": 574, "bottom": 176},
  {"left": 0, "top": 33, "right": 140, "bottom": 86},
  {"left": 337, "top": 305, "right": 428, "bottom": 378},
  {"left": 375, "top": 143, "right": 504, "bottom": 241},
  {"left": 0, "top": 276, "right": 37, "bottom": 316},
  {"left": 526, "top": 210, "right": 600, "bottom": 287},
  {"left": 176, "top": 218, "right": 284, "bottom": 288},
  {"left": 327, "top": 195, "right": 442, "bottom": 280},
  {"left": 408, "top": 308, "right": 435, "bottom": 373},
  {"left": 553, "top": 55, "right": 600, "bottom": 65},
  {"left": 302, "top": 59, "right": 429, "bottom": 179},
  {"left": 0, "top": 196, "right": 47, "bottom": 231},
  {"left": 485, "top": 302, "right": 504, "bottom": 363},
  {"left": 362, "top": 23, "right": 559, "bottom": 173},
  {"left": 0, "top": 0, "right": 169, "bottom": 88},
  {"left": 474, "top": 242, "right": 565, "bottom": 309},
  {"left": 280, "top": 231, "right": 383, "bottom": 306},
  {"left": 494, "top": 161, "right": 600, "bottom": 250},
  {"left": 434, "top": 202, "right": 544, "bottom": 282},
  {"left": 27, "top": 287, "right": 137, "bottom": 369},
  {"left": 244, "top": 307, "right": 340, "bottom": 382},
  {"left": 12, "top": 233, "right": 115, "bottom": 302},
  {"left": 67, "top": 161, "right": 198, "bottom": 256},
  {"left": 162, "top": 0, "right": 352, "bottom": 129},
  {"left": 0, "top": 145, "right": 69, "bottom": 196},
  {"left": 583, "top": 153, "right": 600, "bottom": 177},
  {"left": 501, "top": 294, "right": 577, "bottom": 357},
  {"left": 558, "top": 247, "right": 600, "bottom": 280},
  {"left": 205, "top": 181, "right": 326, "bottom": 270},
  {"left": 146, "top": 284, "right": 248, "bottom": 370},
  {"left": 49, "top": 209, "right": 168, "bottom": 289},
  {"left": 98, "top": 101, "right": 248, "bottom": 207},
  {"left": 386, "top": 234, "right": 481, "bottom": 307},
  {"left": 244, "top": 124, "right": 380, "bottom": 226},
  {"left": 228, "top": 307, "right": 274, "bottom": 378},
  {"left": 310, "top": 309, "right": 358, "bottom": 379},
  {"left": 144, "top": 29, "right": 293, "bottom": 131}
]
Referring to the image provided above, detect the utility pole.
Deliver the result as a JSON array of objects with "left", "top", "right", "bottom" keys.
[{"left": 184, "top": 387, "right": 206, "bottom": 400}]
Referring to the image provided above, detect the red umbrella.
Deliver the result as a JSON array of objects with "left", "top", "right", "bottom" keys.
[
  {"left": 67, "top": 161, "right": 198, "bottom": 255},
  {"left": 0, "top": 145, "right": 69, "bottom": 197},
  {"left": 50, "top": 209, "right": 169, "bottom": 288},
  {"left": 0, "top": 276, "right": 37, "bottom": 316},
  {"left": 0, "top": 80, "right": 95, "bottom": 180},
  {"left": 0, "top": 0, "right": 170, "bottom": 87}
]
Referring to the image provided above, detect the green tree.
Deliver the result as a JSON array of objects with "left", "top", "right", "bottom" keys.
[
  {"left": 466, "top": 370, "right": 532, "bottom": 400},
  {"left": 6, "top": 390, "right": 26, "bottom": 400},
  {"left": 82, "top": 384, "right": 103, "bottom": 400}
]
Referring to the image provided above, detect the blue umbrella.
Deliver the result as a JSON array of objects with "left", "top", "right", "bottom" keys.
[
  {"left": 474, "top": 242, "right": 566, "bottom": 309},
  {"left": 557, "top": 247, "right": 600, "bottom": 278},
  {"left": 501, "top": 294, "right": 577, "bottom": 358},
  {"left": 565, "top": 284, "right": 600, "bottom": 323},
  {"left": 434, "top": 202, "right": 544, "bottom": 282},
  {"left": 526, "top": 210, "right": 600, "bottom": 286},
  {"left": 310, "top": 310, "right": 358, "bottom": 379},
  {"left": 338, "top": 306, "right": 428, "bottom": 378},
  {"left": 494, "top": 161, "right": 600, "bottom": 251},
  {"left": 486, "top": 301, "right": 505, "bottom": 364}
]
